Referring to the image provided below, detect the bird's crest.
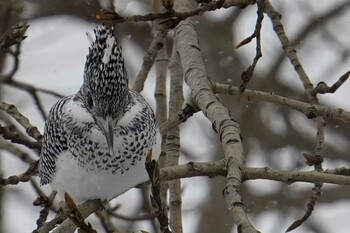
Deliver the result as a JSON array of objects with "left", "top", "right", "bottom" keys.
[{"left": 83, "top": 24, "right": 129, "bottom": 118}]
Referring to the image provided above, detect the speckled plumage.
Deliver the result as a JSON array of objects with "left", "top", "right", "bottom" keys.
[{"left": 38, "top": 25, "right": 159, "bottom": 203}]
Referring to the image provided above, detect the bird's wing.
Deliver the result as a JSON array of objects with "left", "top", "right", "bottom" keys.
[{"left": 38, "top": 96, "right": 72, "bottom": 185}]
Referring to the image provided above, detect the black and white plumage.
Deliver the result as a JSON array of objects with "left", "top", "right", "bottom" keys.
[{"left": 38, "top": 24, "right": 160, "bottom": 203}]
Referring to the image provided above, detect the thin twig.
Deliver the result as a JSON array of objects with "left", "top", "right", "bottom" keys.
[
  {"left": 4, "top": 79, "right": 48, "bottom": 120},
  {"left": 33, "top": 191, "right": 57, "bottom": 229},
  {"left": 95, "top": 210, "right": 124, "bottom": 233},
  {"left": 0, "top": 140, "right": 36, "bottom": 164},
  {"left": 160, "top": 103, "right": 200, "bottom": 134},
  {"left": 2, "top": 44, "right": 21, "bottom": 81},
  {"left": 310, "top": 71, "right": 350, "bottom": 95},
  {"left": 237, "top": 0, "right": 264, "bottom": 92},
  {"left": 106, "top": 209, "right": 156, "bottom": 221},
  {"left": 264, "top": 1, "right": 327, "bottom": 230},
  {"left": 267, "top": 1, "right": 350, "bottom": 80},
  {"left": 132, "top": 29, "right": 167, "bottom": 93},
  {"left": 36, "top": 87, "right": 64, "bottom": 98},
  {"left": 264, "top": 0, "right": 316, "bottom": 100},
  {"left": 145, "top": 160, "right": 171, "bottom": 233}
]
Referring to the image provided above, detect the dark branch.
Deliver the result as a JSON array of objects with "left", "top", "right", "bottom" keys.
[
  {"left": 238, "top": 0, "right": 264, "bottom": 92},
  {"left": 310, "top": 70, "right": 350, "bottom": 95},
  {"left": 0, "top": 161, "right": 38, "bottom": 186},
  {"left": 0, "top": 123, "right": 42, "bottom": 149},
  {"left": 97, "top": 0, "right": 255, "bottom": 24}
]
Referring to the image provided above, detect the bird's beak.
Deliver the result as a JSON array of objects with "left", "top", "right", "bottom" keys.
[{"left": 97, "top": 116, "right": 115, "bottom": 155}]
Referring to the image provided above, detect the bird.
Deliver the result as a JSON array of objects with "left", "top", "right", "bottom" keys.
[{"left": 38, "top": 24, "right": 160, "bottom": 204}]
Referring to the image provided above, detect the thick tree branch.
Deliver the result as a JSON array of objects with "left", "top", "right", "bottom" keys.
[
  {"left": 167, "top": 38, "right": 184, "bottom": 233},
  {"left": 173, "top": 0, "right": 257, "bottom": 232},
  {"left": 154, "top": 26, "right": 169, "bottom": 208}
]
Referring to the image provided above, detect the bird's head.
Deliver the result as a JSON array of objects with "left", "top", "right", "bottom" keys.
[{"left": 79, "top": 24, "right": 129, "bottom": 155}]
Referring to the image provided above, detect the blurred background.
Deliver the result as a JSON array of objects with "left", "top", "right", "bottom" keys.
[{"left": 1, "top": 0, "right": 350, "bottom": 232}]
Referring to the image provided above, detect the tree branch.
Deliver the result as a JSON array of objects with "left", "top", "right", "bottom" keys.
[
  {"left": 132, "top": 29, "right": 167, "bottom": 93},
  {"left": 0, "top": 122, "right": 41, "bottom": 149},
  {"left": 173, "top": 0, "right": 258, "bottom": 232},
  {"left": 97, "top": 0, "right": 256, "bottom": 24},
  {"left": 213, "top": 82, "right": 350, "bottom": 122},
  {"left": 167, "top": 36, "right": 184, "bottom": 233},
  {"left": 0, "top": 101, "right": 43, "bottom": 141},
  {"left": 30, "top": 158, "right": 350, "bottom": 232}
]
